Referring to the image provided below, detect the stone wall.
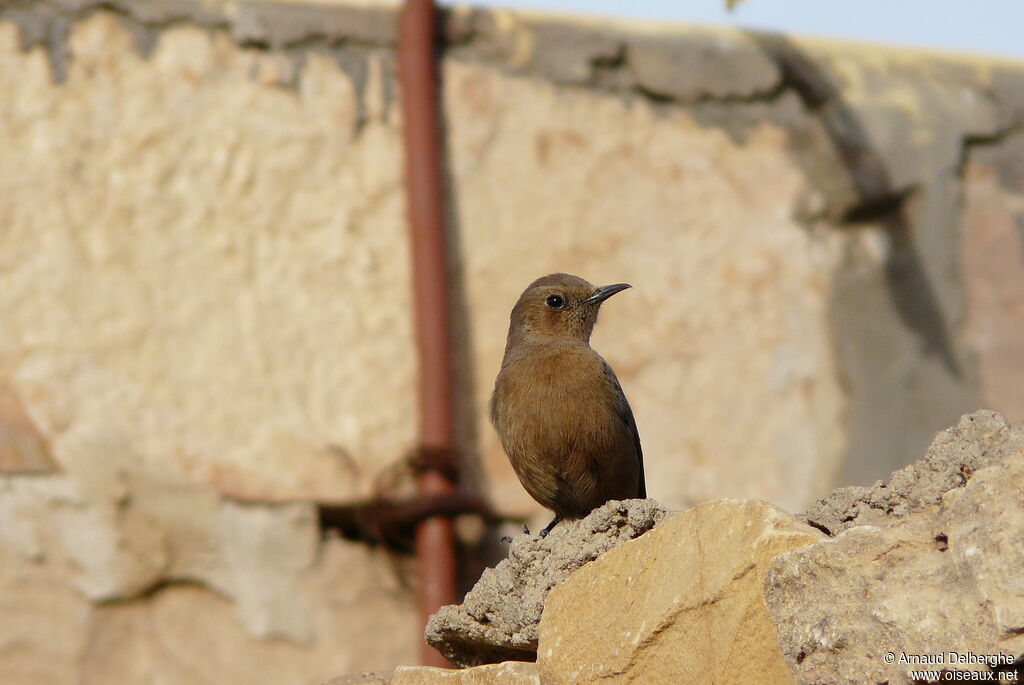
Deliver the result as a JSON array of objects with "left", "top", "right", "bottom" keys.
[{"left": 0, "top": 1, "right": 1022, "bottom": 682}]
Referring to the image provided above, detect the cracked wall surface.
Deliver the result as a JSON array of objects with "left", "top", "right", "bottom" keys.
[{"left": 1, "top": 1, "right": 1023, "bottom": 682}]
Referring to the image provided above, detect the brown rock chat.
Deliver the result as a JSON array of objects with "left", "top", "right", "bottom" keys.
[{"left": 490, "top": 273, "right": 646, "bottom": 536}]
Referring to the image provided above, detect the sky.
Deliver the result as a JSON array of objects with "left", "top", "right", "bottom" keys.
[{"left": 446, "top": 0, "right": 1024, "bottom": 59}]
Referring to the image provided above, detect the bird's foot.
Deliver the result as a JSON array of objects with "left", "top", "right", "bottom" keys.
[
  {"left": 538, "top": 515, "right": 562, "bottom": 538},
  {"left": 500, "top": 523, "right": 531, "bottom": 544}
]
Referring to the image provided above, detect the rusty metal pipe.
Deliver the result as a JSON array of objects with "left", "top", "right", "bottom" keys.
[{"left": 397, "top": 0, "right": 459, "bottom": 668}]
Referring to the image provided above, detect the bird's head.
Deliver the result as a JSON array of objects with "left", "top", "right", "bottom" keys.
[{"left": 506, "top": 273, "right": 631, "bottom": 346}]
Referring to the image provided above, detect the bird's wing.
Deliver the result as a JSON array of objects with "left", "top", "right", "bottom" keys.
[{"left": 600, "top": 359, "right": 646, "bottom": 499}]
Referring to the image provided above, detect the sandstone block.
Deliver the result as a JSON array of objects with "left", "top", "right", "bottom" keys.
[
  {"left": 767, "top": 412, "right": 1024, "bottom": 685},
  {"left": 537, "top": 499, "right": 824, "bottom": 684},
  {"left": 425, "top": 500, "right": 668, "bottom": 666}
]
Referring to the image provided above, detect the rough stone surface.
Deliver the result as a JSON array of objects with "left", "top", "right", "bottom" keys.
[
  {"left": 537, "top": 499, "right": 823, "bottom": 684},
  {"left": 768, "top": 411, "right": 1024, "bottom": 685},
  {"left": 426, "top": 499, "right": 668, "bottom": 667},
  {"left": 800, "top": 410, "right": 1024, "bottom": 536}
]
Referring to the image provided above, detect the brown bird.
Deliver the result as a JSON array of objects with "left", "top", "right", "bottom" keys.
[{"left": 490, "top": 273, "right": 645, "bottom": 537}]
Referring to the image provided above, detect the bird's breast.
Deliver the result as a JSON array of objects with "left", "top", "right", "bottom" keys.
[
  {"left": 490, "top": 344, "right": 640, "bottom": 517},
  {"left": 492, "top": 346, "right": 622, "bottom": 445}
]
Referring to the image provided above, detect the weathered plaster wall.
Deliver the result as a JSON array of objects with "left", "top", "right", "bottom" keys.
[
  {"left": 0, "top": 13, "right": 412, "bottom": 502},
  {"left": 1, "top": 1, "right": 1023, "bottom": 682}
]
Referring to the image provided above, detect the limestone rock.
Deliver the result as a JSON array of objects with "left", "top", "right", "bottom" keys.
[
  {"left": 425, "top": 499, "right": 668, "bottom": 667},
  {"left": 537, "top": 499, "right": 824, "bottom": 684},
  {"left": 800, "top": 410, "right": 1024, "bottom": 535},
  {"left": 767, "top": 413, "right": 1024, "bottom": 685}
]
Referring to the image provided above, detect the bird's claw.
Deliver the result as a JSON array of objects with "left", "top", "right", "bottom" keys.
[{"left": 538, "top": 515, "right": 561, "bottom": 538}]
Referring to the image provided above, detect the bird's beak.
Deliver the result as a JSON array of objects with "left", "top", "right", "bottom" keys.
[{"left": 583, "top": 283, "right": 631, "bottom": 305}]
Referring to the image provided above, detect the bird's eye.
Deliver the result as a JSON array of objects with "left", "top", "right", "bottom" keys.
[{"left": 545, "top": 294, "right": 565, "bottom": 309}]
